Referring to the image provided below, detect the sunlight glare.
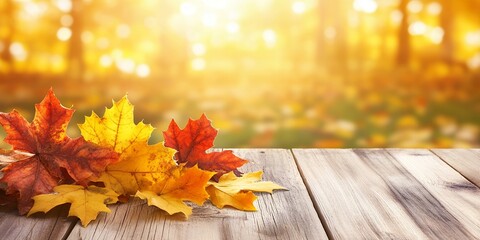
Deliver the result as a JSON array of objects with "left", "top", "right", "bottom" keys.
[
  {"left": 408, "top": 21, "right": 427, "bottom": 36},
  {"left": 353, "top": 0, "right": 378, "bottom": 14},
  {"left": 467, "top": 53, "right": 480, "bottom": 69},
  {"left": 292, "top": 1, "right": 307, "bottom": 15},
  {"left": 192, "top": 43, "right": 206, "bottom": 56},
  {"left": 390, "top": 10, "right": 403, "bottom": 24},
  {"left": 202, "top": 13, "right": 218, "bottom": 27},
  {"left": 57, "top": 27, "right": 72, "bottom": 41},
  {"left": 226, "top": 22, "right": 240, "bottom": 33},
  {"left": 99, "top": 55, "right": 113, "bottom": 67},
  {"left": 203, "top": 0, "right": 228, "bottom": 9},
  {"left": 192, "top": 58, "right": 206, "bottom": 71},
  {"left": 465, "top": 31, "right": 480, "bottom": 47},
  {"left": 136, "top": 64, "right": 151, "bottom": 78},
  {"left": 116, "top": 58, "right": 136, "bottom": 74},
  {"left": 181, "top": 2, "right": 196, "bottom": 16},
  {"left": 426, "top": 2, "right": 442, "bottom": 15},
  {"left": 9, "top": 42, "right": 28, "bottom": 61},
  {"left": 428, "top": 27, "right": 444, "bottom": 44},
  {"left": 23, "top": 2, "right": 48, "bottom": 18},
  {"left": 407, "top": 0, "right": 423, "bottom": 14},
  {"left": 263, "top": 29, "right": 277, "bottom": 48},
  {"left": 54, "top": 0, "right": 73, "bottom": 13}
]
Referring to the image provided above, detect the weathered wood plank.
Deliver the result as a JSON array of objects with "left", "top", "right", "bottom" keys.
[
  {"left": 293, "top": 149, "right": 430, "bottom": 239},
  {"left": 67, "top": 149, "right": 327, "bottom": 240},
  {"left": 0, "top": 205, "right": 76, "bottom": 240},
  {"left": 293, "top": 149, "right": 480, "bottom": 239},
  {"left": 388, "top": 149, "right": 480, "bottom": 239},
  {"left": 431, "top": 149, "right": 480, "bottom": 187}
]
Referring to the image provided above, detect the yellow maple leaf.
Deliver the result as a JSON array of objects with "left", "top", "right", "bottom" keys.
[
  {"left": 206, "top": 186, "right": 258, "bottom": 211},
  {"left": 206, "top": 171, "right": 285, "bottom": 210},
  {"left": 136, "top": 165, "right": 215, "bottom": 217},
  {"left": 209, "top": 171, "right": 285, "bottom": 194},
  {"left": 79, "top": 96, "right": 176, "bottom": 195},
  {"left": 28, "top": 185, "right": 119, "bottom": 227},
  {"left": 80, "top": 96, "right": 151, "bottom": 152}
]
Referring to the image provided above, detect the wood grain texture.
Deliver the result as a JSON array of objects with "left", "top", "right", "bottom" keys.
[
  {"left": 293, "top": 149, "right": 430, "bottom": 239},
  {"left": 431, "top": 149, "right": 480, "bottom": 187},
  {"left": 388, "top": 149, "right": 480, "bottom": 239},
  {"left": 67, "top": 149, "right": 327, "bottom": 240},
  {"left": 0, "top": 205, "right": 76, "bottom": 240},
  {"left": 293, "top": 148, "right": 480, "bottom": 240},
  {"left": 4, "top": 149, "right": 480, "bottom": 240}
]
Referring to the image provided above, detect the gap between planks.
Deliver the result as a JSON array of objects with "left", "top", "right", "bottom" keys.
[
  {"left": 289, "top": 149, "right": 334, "bottom": 240},
  {"left": 430, "top": 149, "right": 480, "bottom": 189},
  {"left": 292, "top": 148, "right": 480, "bottom": 240}
]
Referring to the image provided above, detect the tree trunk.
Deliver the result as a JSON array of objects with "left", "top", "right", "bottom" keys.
[
  {"left": 396, "top": 0, "right": 410, "bottom": 66},
  {"left": 315, "top": 0, "right": 327, "bottom": 67},
  {"left": 334, "top": 0, "right": 348, "bottom": 74},
  {"left": 68, "top": 0, "right": 85, "bottom": 79},
  {"left": 440, "top": 0, "right": 454, "bottom": 65}
]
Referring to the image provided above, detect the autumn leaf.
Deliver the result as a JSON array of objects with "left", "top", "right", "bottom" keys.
[
  {"left": 206, "top": 186, "right": 257, "bottom": 211},
  {"left": 93, "top": 143, "right": 175, "bottom": 196},
  {"left": 79, "top": 96, "right": 176, "bottom": 195},
  {"left": 136, "top": 191, "right": 192, "bottom": 216},
  {"left": 163, "top": 114, "right": 248, "bottom": 176},
  {"left": 136, "top": 165, "right": 214, "bottom": 217},
  {"left": 0, "top": 150, "right": 33, "bottom": 167},
  {"left": 207, "top": 171, "right": 285, "bottom": 211},
  {"left": 208, "top": 171, "right": 285, "bottom": 194},
  {"left": 0, "top": 89, "right": 119, "bottom": 214},
  {"left": 28, "top": 184, "right": 119, "bottom": 227}
]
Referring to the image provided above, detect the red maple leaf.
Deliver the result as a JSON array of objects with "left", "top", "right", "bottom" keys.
[
  {"left": 0, "top": 89, "right": 119, "bottom": 214},
  {"left": 163, "top": 114, "right": 247, "bottom": 178}
]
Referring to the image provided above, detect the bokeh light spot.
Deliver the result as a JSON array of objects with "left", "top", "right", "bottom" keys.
[
  {"left": 136, "top": 64, "right": 151, "bottom": 78},
  {"left": 191, "top": 58, "right": 206, "bottom": 71},
  {"left": 9, "top": 42, "right": 28, "bottom": 61},
  {"left": 353, "top": 0, "right": 378, "bottom": 14},
  {"left": 408, "top": 21, "right": 427, "bottom": 36},
  {"left": 263, "top": 29, "right": 277, "bottom": 47},
  {"left": 292, "top": 1, "right": 307, "bottom": 15},
  {"left": 57, "top": 27, "right": 72, "bottom": 41}
]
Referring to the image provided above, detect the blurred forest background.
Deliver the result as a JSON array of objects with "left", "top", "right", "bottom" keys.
[{"left": 0, "top": 0, "right": 479, "bottom": 148}]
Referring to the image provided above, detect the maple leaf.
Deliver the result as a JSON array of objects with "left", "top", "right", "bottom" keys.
[
  {"left": 135, "top": 165, "right": 214, "bottom": 217},
  {"left": 206, "top": 186, "right": 257, "bottom": 211},
  {"left": 206, "top": 171, "right": 285, "bottom": 211},
  {"left": 208, "top": 171, "right": 285, "bottom": 194},
  {"left": 28, "top": 184, "right": 118, "bottom": 227},
  {"left": 0, "top": 89, "right": 119, "bottom": 214},
  {"left": 163, "top": 114, "right": 248, "bottom": 177},
  {"left": 79, "top": 96, "right": 177, "bottom": 196}
]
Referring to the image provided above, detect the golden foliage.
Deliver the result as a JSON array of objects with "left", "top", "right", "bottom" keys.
[
  {"left": 79, "top": 96, "right": 176, "bottom": 195},
  {"left": 28, "top": 185, "right": 118, "bottom": 227}
]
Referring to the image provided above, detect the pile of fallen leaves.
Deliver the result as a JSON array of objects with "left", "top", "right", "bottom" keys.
[{"left": 0, "top": 89, "right": 284, "bottom": 226}]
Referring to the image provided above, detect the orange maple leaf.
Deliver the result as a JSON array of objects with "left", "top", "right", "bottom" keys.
[
  {"left": 163, "top": 114, "right": 248, "bottom": 178},
  {"left": 136, "top": 165, "right": 215, "bottom": 217},
  {"left": 0, "top": 89, "right": 119, "bottom": 214}
]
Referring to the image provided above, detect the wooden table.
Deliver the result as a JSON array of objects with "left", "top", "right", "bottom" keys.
[{"left": 1, "top": 149, "right": 479, "bottom": 240}]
